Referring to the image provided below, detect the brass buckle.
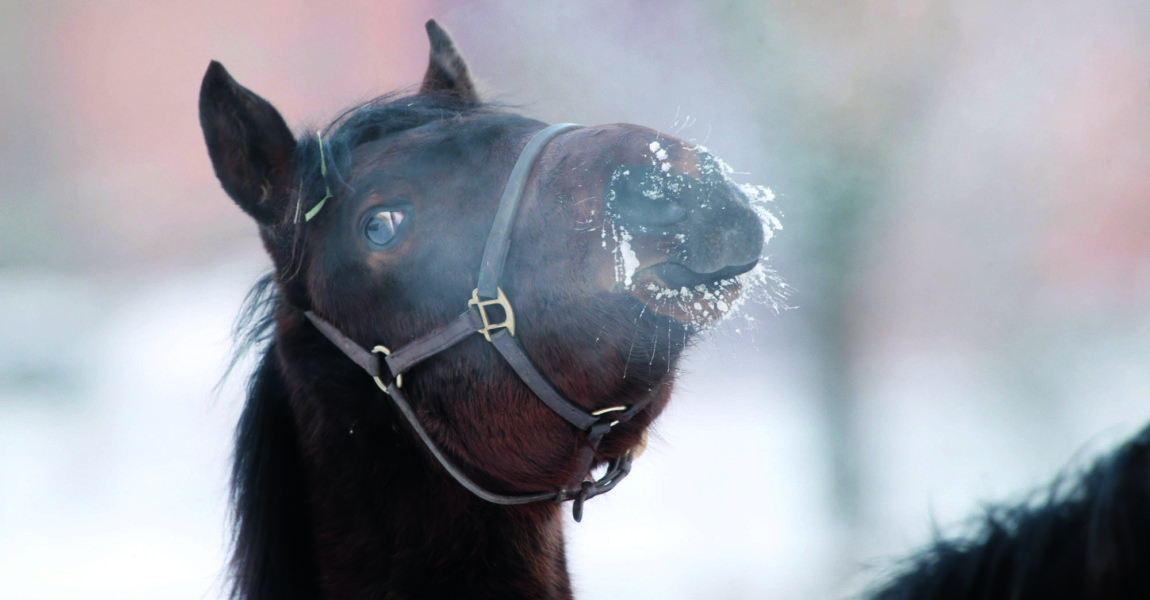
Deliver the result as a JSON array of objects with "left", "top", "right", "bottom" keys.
[
  {"left": 591, "top": 405, "right": 628, "bottom": 427},
  {"left": 371, "top": 345, "right": 402, "bottom": 391},
  {"left": 469, "top": 287, "right": 516, "bottom": 341}
]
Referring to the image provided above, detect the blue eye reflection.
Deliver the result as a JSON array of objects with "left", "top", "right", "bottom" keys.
[{"left": 364, "top": 209, "right": 406, "bottom": 247}]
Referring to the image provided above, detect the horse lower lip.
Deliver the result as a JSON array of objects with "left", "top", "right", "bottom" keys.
[
  {"left": 627, "top": 270, "right": 745, "bottom": 326},
  {"left": 647, "top": 260, "right": 759, "bottom": 289}
]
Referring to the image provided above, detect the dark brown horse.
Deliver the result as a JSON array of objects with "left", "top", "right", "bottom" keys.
[{"left": 200, "top": 20, "right": 766, "bottom": 600}]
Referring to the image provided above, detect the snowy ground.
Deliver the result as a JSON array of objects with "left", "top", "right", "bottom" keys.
[{"left": 2, "top": 260, "right": 1147, "bottom": 600}]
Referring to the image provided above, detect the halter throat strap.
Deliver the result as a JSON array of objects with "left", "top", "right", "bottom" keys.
[{"left": 303, "top": 123, "right": 649, "bottom": 521}]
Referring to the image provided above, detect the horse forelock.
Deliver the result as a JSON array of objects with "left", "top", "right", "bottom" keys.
[{"left": 293, "top": 93, "right": 501, "bottom": 214}]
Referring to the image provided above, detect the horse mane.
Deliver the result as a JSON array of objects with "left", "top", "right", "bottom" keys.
[
  {"left": 229, "top": 341, "right": 317, "bottom": 600},
  {"left": 867, "top": 425, "right": 1150, "bottom": 600},
  {"left": 219, "top": 270, "right": 299, "bottom": 599}
]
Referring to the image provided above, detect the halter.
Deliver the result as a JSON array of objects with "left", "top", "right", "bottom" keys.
[{"left": 303, "top": 123, "right": 651, "bottom": 521}]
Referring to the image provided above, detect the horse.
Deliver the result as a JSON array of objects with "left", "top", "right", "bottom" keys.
[
  {"left": 866, "top": 423, "right": 1150, "bottom": 600},
  {"left": 200, "top": 20, "right": 767, "bottom": 600}
]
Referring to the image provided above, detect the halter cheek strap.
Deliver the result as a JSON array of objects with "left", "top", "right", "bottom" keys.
[{"left": 303, "top": 123, "right": 651, "bottom": 521}]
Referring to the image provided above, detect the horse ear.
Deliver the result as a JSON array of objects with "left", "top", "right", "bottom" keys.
[
  {"left": 199, "top": 61, "right": 297, "bottom": 226},
  {"left": 420, "top": 20, "right": 479, "bottom": 103}
]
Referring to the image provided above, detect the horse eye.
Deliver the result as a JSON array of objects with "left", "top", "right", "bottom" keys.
[{"left": 364, "top": 209, "right": 406, "bottom": 247}]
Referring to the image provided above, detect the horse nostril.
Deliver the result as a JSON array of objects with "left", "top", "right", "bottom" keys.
[{"left": 605, "top": 165, "right": 689, "bottom": 230}]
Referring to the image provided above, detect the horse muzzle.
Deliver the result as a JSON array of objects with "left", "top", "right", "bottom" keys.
[{"left": 601, "top": 140, "right": 766, "bottom": 324}]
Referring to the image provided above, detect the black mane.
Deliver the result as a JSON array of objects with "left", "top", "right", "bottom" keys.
[
  {"left": 230, "top": 344, "right": 314, "bottom": 600},
  {"left": 867, "top": 425, "right": 1150, "bottom": 600}
]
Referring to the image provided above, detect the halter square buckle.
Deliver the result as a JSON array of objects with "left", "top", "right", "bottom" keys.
[{"left": 469, "top": 287, "right": 516, "bottom": 341}]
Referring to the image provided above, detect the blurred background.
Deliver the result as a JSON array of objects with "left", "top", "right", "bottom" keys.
[{"left": 2, "top": 1, "right": 1148, "bottom": 598}]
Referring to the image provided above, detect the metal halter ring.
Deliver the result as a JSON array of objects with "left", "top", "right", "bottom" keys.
[
  {"left": 469, "top": 287, "right": 516, "bottom": 341},
  {"left": 371, "top": 345, "right": 402, "bottom": 391}
]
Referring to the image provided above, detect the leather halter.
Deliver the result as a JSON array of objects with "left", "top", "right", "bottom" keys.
[{"left": 303, "top": 123, "right": 650, "bottom": 521}]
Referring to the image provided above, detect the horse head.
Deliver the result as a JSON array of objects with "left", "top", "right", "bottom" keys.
[{"left": 203, "top": 13, "right": 769, "bottom": 535}]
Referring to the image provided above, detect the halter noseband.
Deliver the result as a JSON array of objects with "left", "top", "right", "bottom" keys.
[{"left": 303, "top": 123, "right": 650, "bottom": 521}]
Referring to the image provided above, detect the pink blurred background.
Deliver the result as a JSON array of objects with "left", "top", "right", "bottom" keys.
[{"left": 2, "top": 1, "right": 1148, "bottom": 599}]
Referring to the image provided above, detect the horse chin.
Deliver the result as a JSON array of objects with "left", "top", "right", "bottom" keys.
[{"left": 622, "top": 266, "right": 747, "bottom": 328}]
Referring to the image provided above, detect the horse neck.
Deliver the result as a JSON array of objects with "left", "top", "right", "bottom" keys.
[{"left": 257, "top": 317, "right": 574, "bottom": 600}]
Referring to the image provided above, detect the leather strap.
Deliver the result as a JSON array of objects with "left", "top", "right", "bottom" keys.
[
  {"left": 304, "top": 312, "right": 380, "bottom": 377},
  {"left": 384, "top": 308, "right": 484, "bottom": 376},
  {"left": 384, "top": 380, "right": 635, "bottom": 516},
  {"left": 305, "top": 305, "right": 640, "bottom": 434},
  {"left": 489, "top": 330, "right": 599, "bottom": 431},
  {"left": 306, "top": 308, "right": 485, "bottom": 380},
  {"left": 385, "top": 383, "right": 557, "bottom": 505},
  {"left": 477, "top": 123, "right": 580, "bottom": 299}
]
